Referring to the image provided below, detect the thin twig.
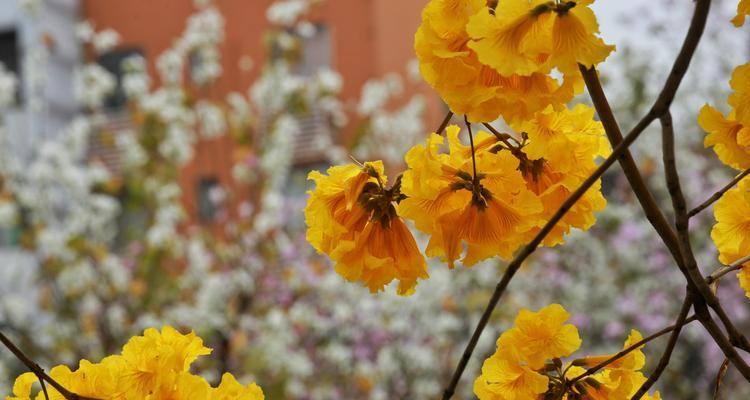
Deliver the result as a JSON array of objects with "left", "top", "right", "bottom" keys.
[
  {"left": 38, "top": 373, "right": 50, "bottom": 400},
  {"left": 568, "top": 315, "right": 699, "bottom": 385},
  {"left": 707, "top": 254, "right": 750, "bottom": 284},
  {"left": 0, "top": 331, "right": 99, "bottom": 400},
  {"left": 629, "top": 114, "right": 699, "bottom": 399},
  {"left": 481, "top": 123, "right": 521, "bottom": 152},
  {"left": 714, "top": 358, "right": 731, "bottom": 400},
  {"left": 465, "top": 116, "right": 478, "bottom": 179},
  {"left": 688, "top": 168, "right": 750, "bottom": 218},
  {"left": 631, "top": 292, "right": 693, "bottom": 399},
  {"left": 436, "top": 110, "right": 454, "bottom": 135}
]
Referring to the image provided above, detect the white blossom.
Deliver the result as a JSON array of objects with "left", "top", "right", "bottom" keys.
[
  {"left": 75, "top": 64, "right": 116, "bottom": 109},
  {"left": 0, "top": 63, "right": 18, "bottom": 108},
  {"left": 92, "top": 29, "right": 121, "bottom": 54}
]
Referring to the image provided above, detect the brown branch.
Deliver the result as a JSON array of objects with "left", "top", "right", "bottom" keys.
[
  {"left": 568, "top": 315, "right": 699, "bottom": 385},
  {"left": 435, "top": 110, "right": 454, "bottom": 135},
  {"left": 482, "top": 123, "right": 521, "bottom": 149},
  {"left": 661, "top": 109, "right": 750, "bottom": 359},
  {"left": 693, "top": 299, "right": 750, "bottom": 379},
  {"left": 0, "top": 330, "right": 99, "bottom": 400},
  {"left": 707, "top": 254, "right": 750, "bottom": 285},
  {"left": 631, "top": 292, "right": 693, "bottom": 399},
  {"left": 630, "top": 114, "right": 699, "bottom": 399},
  {"left": 687, "top": 168, "right": 750, "bottom": 218},
  {"left": 581, "top": 61, "right": 750, "bottom": 379},
  {"left": 714, "top": 358, "right": 730, "bottom": 400}
]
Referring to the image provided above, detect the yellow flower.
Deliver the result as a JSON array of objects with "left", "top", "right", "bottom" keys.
[
  {"left": 6, "top": 372, "right": 38, "bottom": 400},
  {"left": 119, "top": 326, "right": 212, "bottom": 398},
  {"left": 512, "top": 104, "right": 609, "bottom": 246},
  {"left": 399, "top": 125, "right": 543, "bottom": 267},
  {"left": 729, "top": 63, "right": 750, "bottom": 126},
  {"left": 462, "top": 68, "right": 582, "bottom": 124},
  {"left": 213, "top": 373, "right": 265, "bottom": 400},
  {"left": 711, "top": 178, "right": 750, "bottom": 298},
  {"left": 6, "top": 327, "right": 264, "bottom": 400},
  {"left": 740, "top": 266, "right": 750, "bottom": 298},
  {"left": 499, "top": 304, "right": 582, "bottom": 369},
  {"left": 565, "top": 331, "right": 659, "bottom": 400},
  {"left": 733, "top": 0, "right": 750, "bottom": 26},
  {"left": 305, "top": 161, "right": 428, "bottom": 294},
  {"left": 304, "top": 163, "right": 375, "bottom": 255},
  {"left": 476, "top": 306, "right": 661, "bottom": 400},
  {"left": 565, "top": 367, "right": 653, "bottom": 400},
  {"left": 331, "top": 214, "right": 428, "bottom": 295},
  {"left": 474, "top": 349, "right": 549, "bottom": 400},
  {"left": 415, "top": 0, "right": 581, "bottom": 122},
  {"left": 577, "top": 330, "right": 645, "bottom": 371},
  {"left": 466, "top": 0, "right": 614, "bottom": 76},
  {"left": 700, "top": 63, "right": 750, "bottom": 171},
  {"left": 699, "top": 105, "right": 750, "bottom": 171}
]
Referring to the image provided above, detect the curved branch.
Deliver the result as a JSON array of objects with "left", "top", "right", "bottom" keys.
[
  {"left": 688, "top": 168, "right": 750, "bottom": 218},
  {"left": 631, "top": 293, "right": 693, "bottom": 399},
  {"left": 707, "top": 254, "right": 750, "bottom": 284},
  {"left": 0, "top": 331, "right": 99, "bottom": 400},
  {"left": 568, "top": 315, "right": 699, "bottom": 386},
  {"left": 435, "top": 110, "right": 454, "bottom": 135}
]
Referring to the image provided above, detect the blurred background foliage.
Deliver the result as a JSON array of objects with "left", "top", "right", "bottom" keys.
[{"left": 0, "top": 0, "right": 748, "bottom": 398}]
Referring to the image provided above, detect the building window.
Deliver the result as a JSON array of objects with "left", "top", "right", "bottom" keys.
[
  {"left": 0, "top": 29, "right": 20, "bottom": 102},
  {"left": 197, "top": 177, "right": 221, "bottom": 223},
  {"left": 97, "top": 47, "right": 143, "bottom": 110},
  {"left": 295, "top": 23, "right": 331, "bottom": 76},
  {"left": 271, "top": 23, "right": 332, "bottom": 77}
]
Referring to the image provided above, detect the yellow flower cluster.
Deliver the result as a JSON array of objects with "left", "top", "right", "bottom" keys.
[
  {"left": 305, "top": 161, "right": 429, "bottom": 295},
  {"left": 711, "top": 178, "right": 750, "bottom": 298},
  {"left": 400, "top": 105, "right": 608, "bottom": 268},
  {"left": 6, "top": 326, "right": 264, "bottom": 400},
  {"left": 415, "top": 0, "right": 614, "bottom": 122},
  {"left": 700, "top": 62, "right": 750, "bottom": 297},
  {"left": 306, "top": 104, "right": 608, "bottom": 292},
  {"left": 305, "top": 1, "right": 612, "bottom": 293},
  {"left": 699, "top": 63, "right": 750, "bottom": 171},
  {"left": 474, "top": 304, "right": 662, "bottom": 400}
]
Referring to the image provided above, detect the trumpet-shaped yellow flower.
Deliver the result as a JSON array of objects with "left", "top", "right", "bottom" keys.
[
  {"left": 565, "top": 366, "right": 656, "bottom": 400},
  {"left": 499, "top": 304, "right": 582, "bottom": 369},
  {"left": 474, "top": 349, "right": 549, "bottom": 400},
  {"left": 305, "top": 161, "right": 428, "bottom": 294},
  {"left": 476, "top": 305, "right": 661, "bottom": 400},
  {"left": 399, "top": 125, "right": 543, "bottom": 267},
  {"left": 513, "top": 104, "right": 610, "bottom": 246},
  {"left": 467, "top": 0, "right": 614, "bottom": 76},
  {"left": 700, "top": 63, "right": 750, "bottom": 171},
  {"left": 699, "top": 105, "right": 750, "bottom": 171},
  {"left": 7, "top": 326, "right": 264, "bottom": 400},
  {"left": 733, "top": 0, "right": 750, "bottom": 26},
  {"left": 213, "top": 373, "right": 266, "bottom": 400},
  {"left": 415, "top": 0, "right": 582, "bottom": 122},
  {"left": 729, "top": 63, "right": 750, "bottom": 126},
  {"left": 578, "top": 330, "right": 645, "bottom": 371},
  {"left": 711, "top": 178, "right": 750, "bottom": 298}
]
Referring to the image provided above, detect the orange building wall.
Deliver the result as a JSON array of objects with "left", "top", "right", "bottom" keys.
[{"left": 82, "top": 0, "right": 442, "bottom": 226}]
